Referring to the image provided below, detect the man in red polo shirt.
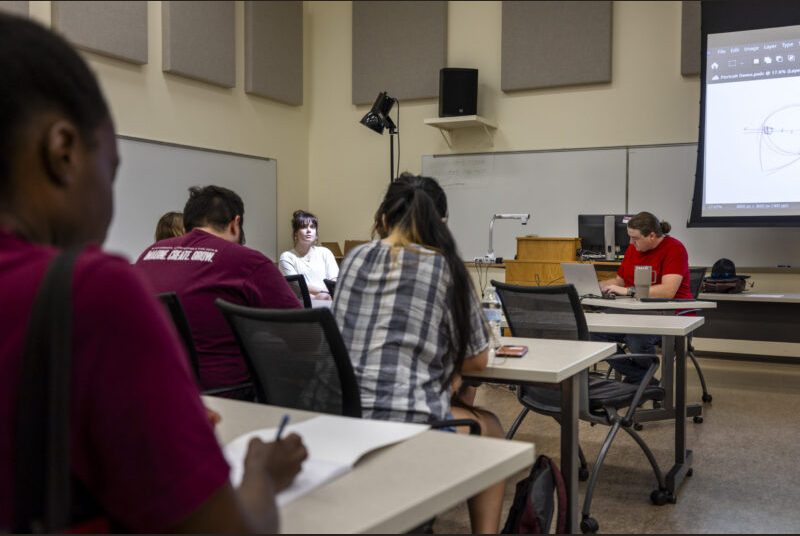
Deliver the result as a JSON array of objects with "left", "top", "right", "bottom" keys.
[
  {"left": 135, "top": 186, "right": 302, "bottom": 398},
  {"left": 597, "top": 212, "right": 691, "bottom": 383}
]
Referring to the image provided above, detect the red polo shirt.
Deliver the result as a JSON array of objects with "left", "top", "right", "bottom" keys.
[{"left": 618, "top": 235, "right": 692, "bottom": 299}]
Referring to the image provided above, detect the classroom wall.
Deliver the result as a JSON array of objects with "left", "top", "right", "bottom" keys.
[
  {"left": 27, "top": 1, "right": 310, "bottom": 255},
  {"left": 307, "top": 1, "right": 700, "bottom": 244}
]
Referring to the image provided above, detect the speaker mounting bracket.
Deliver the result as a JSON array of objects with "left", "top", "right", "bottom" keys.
[{"left": 423, "top": 115, "right": 497, "bottom": 149}]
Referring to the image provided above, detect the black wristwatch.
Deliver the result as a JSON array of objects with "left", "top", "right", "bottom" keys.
[{"left": 626, "top": 286, "right": 635, "bottom": 297}]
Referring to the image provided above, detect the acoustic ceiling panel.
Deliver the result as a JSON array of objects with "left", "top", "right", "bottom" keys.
[
  {"left": 245, "top": 1, "right": 303, "bottom": 105},
  {"left": 0, "top": 1, "right": 28, "bottom": 16},
  {"left": 502, "top": 1, "right": 613, "bottom": 92},
  {"left": 681, "top": 1, "right": 701, "bottom": 76},
  {"left": 352, "top": 1, "right": 447, "bottom": 105},
  {"left": 53, "top": 1, "right": 147, "bottom": 64},
  {"left": 162, "top": 1, "right": 235, "bottom": 88}
]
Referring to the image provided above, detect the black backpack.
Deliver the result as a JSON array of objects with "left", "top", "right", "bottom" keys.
[{"left": 502, "top": 455, "right": 567, "bottom": 534}]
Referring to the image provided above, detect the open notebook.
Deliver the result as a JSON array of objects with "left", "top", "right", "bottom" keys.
[{"left": 224, "top": 415, "right": 429, "bottom": 506}]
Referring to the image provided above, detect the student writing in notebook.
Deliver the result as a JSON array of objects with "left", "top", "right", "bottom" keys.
[
  {"left": 332, "top": 173, "right": 505, "bottom": 534},
  {"left": 0, "top": 14, "right": 306, "bottom": 532}
]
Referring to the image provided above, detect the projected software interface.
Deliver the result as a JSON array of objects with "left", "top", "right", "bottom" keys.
[{"left": 704, "top": 25, "right": 800, "bottom": 218}]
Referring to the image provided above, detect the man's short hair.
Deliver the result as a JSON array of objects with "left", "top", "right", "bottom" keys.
[{"left": 183, "top": 185, "right": 245, "bottom": 243}]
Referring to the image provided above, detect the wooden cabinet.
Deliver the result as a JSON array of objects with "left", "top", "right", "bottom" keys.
[{"left": 504, "top": 237, "right": 620, "bottom": 286}]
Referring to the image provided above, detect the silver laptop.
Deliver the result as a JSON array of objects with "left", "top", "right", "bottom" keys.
[{"left": 561, "top": 263, "right": 605, "bottom": 298}]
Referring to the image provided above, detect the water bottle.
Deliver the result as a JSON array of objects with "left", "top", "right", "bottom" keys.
[{"left": 482, "top": 286, "right": 503, "bottom": 349}]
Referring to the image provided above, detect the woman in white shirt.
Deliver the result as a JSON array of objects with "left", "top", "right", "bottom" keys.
[{"left": 279, "top": 210, "right": 339, "bottom": 300}]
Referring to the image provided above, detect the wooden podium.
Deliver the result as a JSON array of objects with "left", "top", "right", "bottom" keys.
[
  {"left": 505, "top": 237, "right": 580, "bottom": 286},
  {"left": 504, "top": 237, "right": 619, "bottom": 286}
]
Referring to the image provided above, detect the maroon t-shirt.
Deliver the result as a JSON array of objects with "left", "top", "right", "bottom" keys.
[
  {"left": 0, "top": 229, "right": 229, "bottom": 531},
  {"left": 618, "top": 235, "right": 692, "bottom": 299},
  {"left": 135, "top": 229, "right": 301, "bottom": 390}
]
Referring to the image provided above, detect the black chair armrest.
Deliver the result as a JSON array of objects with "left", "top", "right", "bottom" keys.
[
  {"left": 203, "top": 381, "right": 254, "bottom": 398},
  {"left": 618, "top": 354, "right": 661, "bottom": 425},
  {"left": 431, "top": 418, "right": 481, "bottom": 435}
]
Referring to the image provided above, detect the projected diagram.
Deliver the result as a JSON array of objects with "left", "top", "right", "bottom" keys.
[{"left": 743, "top": 105, "right": 800, "bottom": 174}]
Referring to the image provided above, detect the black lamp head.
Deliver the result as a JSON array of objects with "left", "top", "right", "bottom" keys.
[{"left": 360, "top": 91, "right": 396, "bottom": 134}]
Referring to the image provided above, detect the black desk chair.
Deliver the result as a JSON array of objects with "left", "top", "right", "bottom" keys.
[
  {"left": 156, "top": 292, "right": 254, "bottom": 398},
  {"left": 681, "top": 267, "right": 712, "bottom": 403},
  {"left": 215, "top": 300, "right": 479, "bottom": 432},
  {"left": 323, "top": 278, "right": 336, "bottom": 298},
  {"left": 491, "top": 281, "right": 669, "bottom": 534},
  {"left": 285, "top": 274, "right": 312, "bottom": 308}
]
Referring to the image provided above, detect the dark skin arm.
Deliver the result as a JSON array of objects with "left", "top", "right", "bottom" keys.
[{"left": 168, "top": 434, "right": 308, "bottom": 533}]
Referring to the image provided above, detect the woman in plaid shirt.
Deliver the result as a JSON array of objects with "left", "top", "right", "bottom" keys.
[{"left": 333, "top": 173, "right": 505, "bottom": 533}]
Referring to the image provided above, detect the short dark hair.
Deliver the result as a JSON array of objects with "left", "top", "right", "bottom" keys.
[
  {"left": 627, "top": 211, "right": 671, "bottom": 237},
  {"left": 0, "top": 13, "right": 110, "bottom": 196},
  {"left": 183, "top": 185, "right": 245, "bottom": 243}
]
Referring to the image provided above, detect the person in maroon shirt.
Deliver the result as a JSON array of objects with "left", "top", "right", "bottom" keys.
[
  {"left": 135, "top": 185, "right": 302, "bottom": 397},
  {"left": 597, "top": 212, "right": 692, "bottom": 383},
  {"left": 0, "top": 13, "right": 305, "bottom": 532}
]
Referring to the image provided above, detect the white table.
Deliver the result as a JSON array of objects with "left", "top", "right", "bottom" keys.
[
  {"left": 581, "top": 297, "right": 717, "bottom": 310},
  {"left": 203, "top": 396, "right": 534, "bottom": 534},
  {"left": 463, "top": 338, "right": 617, "bottom": 534},
  {"left": 699, "top": 291, "right": 800, "bottom": 303},
  {"left": 584, "top": 312, "right": 705, "bottom": 499},
  {"left": 310, "top": 299, "right": 332, "bottom": 308}
]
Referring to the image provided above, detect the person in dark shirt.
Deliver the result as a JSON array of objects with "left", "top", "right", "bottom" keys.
[
  {"left": 136, "top": 185, "right": 302, "bottom": 396},
  {"left": 0, "top": 13, "right": 305, "bottom": 532}
]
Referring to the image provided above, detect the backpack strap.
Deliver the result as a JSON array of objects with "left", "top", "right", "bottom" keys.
[
  {"left": 13, "top": 248, "right": 81, "bottom": 533},
  {"left": 549, "top": 457, "right": 568, "bottom": 535}
]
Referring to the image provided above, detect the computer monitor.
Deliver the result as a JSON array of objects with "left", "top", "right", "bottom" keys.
[{"left": 578, "top": 214, "right": 633, "bottom": 259}]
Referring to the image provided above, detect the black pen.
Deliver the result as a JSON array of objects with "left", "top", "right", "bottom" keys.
[{"left": 275, "top": 414, "right": 290, "bottom": 441}]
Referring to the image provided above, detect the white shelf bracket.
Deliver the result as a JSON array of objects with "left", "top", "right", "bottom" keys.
[{"left": 438, "top": 128, "right": 453, "bottom": 149}]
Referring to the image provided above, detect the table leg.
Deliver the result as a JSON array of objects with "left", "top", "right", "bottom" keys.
[
  {"left": 560, "top": 374, "right": 579, "bottom": 533},
  {"left": 661, "top": 335, "right": 675, "bottom": 409},
  {"left": 665, "top": 335, "right": 693, "bottom": 497}
]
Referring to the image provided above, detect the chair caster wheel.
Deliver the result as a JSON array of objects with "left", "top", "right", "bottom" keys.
[
  {"left": 687, "top": 468, "right": 694, "bottom": 477},
  {"left": 702, "top": 393, "right": 713, "bottom": 403},
  {"left": 579, "top": 466, "right": 590, "bottom": 482},
  {"left": 580, "top": 516, "right": 599, "bottom": 533},
  {"left": 634, "top": 422, "right": 644, "bottom": 431},
  {"left": 693, "top": 416, "right": 703, "bottom": 424},
  {"left": 650, "top": 489, "right": 670, "bottom": 506}
]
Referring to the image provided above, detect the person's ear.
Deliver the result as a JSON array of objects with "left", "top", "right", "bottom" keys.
[
  {"left": 229, "top": 215, "right": 241, "bottom": 239},
  {"left": 42, "top": 120, "right": 81, "bottom": 187}
]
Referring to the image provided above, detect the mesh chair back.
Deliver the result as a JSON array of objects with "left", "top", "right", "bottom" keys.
[
  {"left": 323, "top": 279, "right": 336, "bottom": 297},
  {"left": 215, "top": 300, "right": 362, "bottom": 417},
  {"left": 285, "top": 274, "right": 312, "bottom": 308},
  {"left": 688, "top": 267, "right": 706, "bottom": 299},
  {"left": 156, "top": 292, "right": 201, "bottom": 381},
  {"left": 491, "top": 281, "right": 589, "bottom": 341}
]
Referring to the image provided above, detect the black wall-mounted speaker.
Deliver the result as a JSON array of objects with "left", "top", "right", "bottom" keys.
[{"left": 439, "top": 68, "right": 478, "bottom": 117}]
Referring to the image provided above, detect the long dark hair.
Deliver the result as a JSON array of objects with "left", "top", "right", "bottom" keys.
[{"left": 373, "top": 172, "right": 476, "bottom": 387}]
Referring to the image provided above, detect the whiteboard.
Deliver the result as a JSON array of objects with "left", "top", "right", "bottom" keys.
[
  {"left": 105, "top": 137, "right": 277, "bottom": 262},
  {"left": 628, "top": 144, "right": 800, "bottom": 267},
  {"left": 421, "top": 150, "right": 627, "bottom": 260}
]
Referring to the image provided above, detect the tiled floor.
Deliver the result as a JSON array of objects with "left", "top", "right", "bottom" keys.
[{"left": 434, "top": 357, "right": 800, "bottom": 533}]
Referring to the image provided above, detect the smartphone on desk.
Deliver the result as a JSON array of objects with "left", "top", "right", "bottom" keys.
[{"left": 495, "top": 345, "right": 528, "bottom": 358}]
